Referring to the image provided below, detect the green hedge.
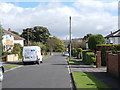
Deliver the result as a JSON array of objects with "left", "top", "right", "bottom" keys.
[
  {"left": 96, "top": 44, "right": 120, "bottom": 66},
  {"left": 71, "top": 48, "right": 82, "bottom": 58},
  {"left": 82, "top": 50, "right": 96, "bottom": 65}
]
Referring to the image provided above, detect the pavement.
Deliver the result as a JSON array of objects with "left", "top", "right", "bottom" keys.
[
  {"left": 69, "top": 59, "right": 119, "bottom": 89},
  {"left": 2, "top": 55, "right": 71, "bottom": 89}
]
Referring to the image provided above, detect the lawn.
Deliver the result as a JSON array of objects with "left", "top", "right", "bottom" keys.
[
  {"left": 69, "top": 60, "right": 80, "bottom": 65},
  {"left": 4, "top": 65, "right": 18, "bottom": 68},
  {"left": 72, "top": 72, "right": 109, "bottom": 89}
]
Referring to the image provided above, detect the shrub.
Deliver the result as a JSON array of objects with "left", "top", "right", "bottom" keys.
[
  {"left": 85, "top": 52, "right": 96, "bottom": 65},
  {"left": 82, "top": 50, "right": 96, "bottom": 65},
  {"left": 71, "top": 48, "right": 77, "bottom": 57},
  {"left": 11, "top": 43, "right": 23, "bottom": 59},
  {"left": 88, "top": 34, "right": 106, "bottom": 51},
  {"left": 77, "top": 48, "right": 82, "bottom": 53},
  {"left": 82, "top": 50, "right": 92, "bottom": 62}
]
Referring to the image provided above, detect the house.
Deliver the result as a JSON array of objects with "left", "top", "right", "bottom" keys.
[
  {"left": 105, "top": 29, "right": 120, "bottom": 44},
  {"left": 2, "top": 29, "right": 25, "bottom": 51}
]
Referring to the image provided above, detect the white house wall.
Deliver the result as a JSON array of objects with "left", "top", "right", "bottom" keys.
[
  {"left": 14, "top": 40, "right": 24, "bottom": 46},
  {"left": 118, "top": 37, "right": 120, "bottom": 44}
]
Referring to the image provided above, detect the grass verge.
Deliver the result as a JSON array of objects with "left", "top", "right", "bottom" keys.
[
  {"left": 4, "top": 65, "right": 18, "bottom": 68},
  {"left": 69, "top": 60, "right": 80, "bottom": 65},
  {"left": 72, "top": 72, "right": 109, "bottom": 89}
]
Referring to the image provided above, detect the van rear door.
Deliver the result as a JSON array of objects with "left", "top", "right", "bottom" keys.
[{"left": 23, "top": 49, "right": 37, "bottom": 61}]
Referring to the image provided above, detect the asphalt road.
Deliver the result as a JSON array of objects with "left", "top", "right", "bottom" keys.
[{"left": 2, "top": 55, "right": 71, "bottom": 89}]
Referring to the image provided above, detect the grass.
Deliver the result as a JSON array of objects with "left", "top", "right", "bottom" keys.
[
  {"left": 72, "top": 72, "right": 109, "bottom": 89},
  {"left": 4, "top": 65, "right": 18, "bottom": 68},
  {"left": 69, "top": 60, "right": 80, "bottom": 65},
  {"left": 43, "top": 55, "right": 52, "bottom": 59}
]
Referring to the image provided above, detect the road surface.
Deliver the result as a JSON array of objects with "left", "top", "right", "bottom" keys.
[{"left": 2, "top": 55, "right": 71, "bottom": 89}]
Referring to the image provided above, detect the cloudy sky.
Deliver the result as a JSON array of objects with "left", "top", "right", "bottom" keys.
[{"left": 0, "top": 0, "right": 118, "bottom": 40}]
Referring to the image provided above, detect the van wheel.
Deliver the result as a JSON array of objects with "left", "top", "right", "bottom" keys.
[
  {"left": 23, "top": 62, "right": 26, "bottom": 65},
  {"left": 37, "top": 61, "right": 40, "bottom": 64},
  {"left": 40, "top": 61, "right": 42, "bottom": 63}
]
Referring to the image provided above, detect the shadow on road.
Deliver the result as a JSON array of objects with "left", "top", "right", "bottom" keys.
[{"left": 3, "top": 62, "right": 38, "bottom": 66}]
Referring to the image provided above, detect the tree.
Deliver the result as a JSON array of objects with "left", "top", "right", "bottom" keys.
[
  {"left": 46, "top": 37, "right": 65, "bottom": 52},
  {"left": 21, "top": 26, "right": 51, "bottom": 45},
  {"left": 88, "top": 34, "right": 106, "bottom": 51},
  {"left": 11, "top": 43, "right": 23, "bottom": 59},
  {"left": 71, "top": 41, "right": 81, "bottom": 49},
  {"left": 29, "top": 42, "right": 46, "bottom": 52},
  {"left": 33, "top": 26, "right": 51, "bottom": 44}
]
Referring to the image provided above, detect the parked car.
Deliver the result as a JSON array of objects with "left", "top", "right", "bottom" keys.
[
  {"left": 22, "top": 46, "right": 43, "bottom": 65},
  {"left": 0, "top": 62, "right": 4, "bottom": 82},
  {"left": 63, "top": 52, "right": 69, "bottom": 56}
]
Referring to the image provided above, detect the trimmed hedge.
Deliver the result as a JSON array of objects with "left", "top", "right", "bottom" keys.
[
  {"left": 82, "top": 50, "right": 96, "bottom": 65},
  {"left": 96, "top": 44, "right": 120, "bottom": 66},
  {"left": 72, "top": 48, "right": 82, "bottom": 58}
]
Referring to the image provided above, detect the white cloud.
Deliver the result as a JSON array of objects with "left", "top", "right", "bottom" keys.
[{"left": 0, "top": 1, "right": 118, "bottom": 40}]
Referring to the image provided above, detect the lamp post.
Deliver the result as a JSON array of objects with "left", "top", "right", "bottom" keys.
[{"left": 69, "top": 16, "right": 72, "bottom": 60}]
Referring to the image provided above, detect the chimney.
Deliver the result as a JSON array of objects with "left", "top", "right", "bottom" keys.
[
  {"left": 8, "top": 28, "right": 11, "bottom": 31},
  {"left": 111, "top": 31, "right": 112, "bottom": 34}
]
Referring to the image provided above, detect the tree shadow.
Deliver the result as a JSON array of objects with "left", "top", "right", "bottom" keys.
[{"left": 83, "top": 72, "right": 119, "bottom": 89}]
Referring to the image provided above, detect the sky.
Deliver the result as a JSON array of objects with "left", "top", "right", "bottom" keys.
[{"left": 0, "top": 0, "right": 119, "bottom": 40}]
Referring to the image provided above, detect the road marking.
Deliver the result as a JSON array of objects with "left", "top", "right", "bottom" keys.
[
  {"left": 65, "top": 59, "right": 73, "bottom": 90},
  {"left": 4, "top": 65, "right": 23, "bottom": 73}
]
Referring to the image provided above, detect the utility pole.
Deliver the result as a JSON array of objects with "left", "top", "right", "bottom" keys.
[
  {"left": 69, "top": 16, "right": 72, "bottom": 60},
  {"left": 27, "top": 29, "right": 29, "bottom": 46}
]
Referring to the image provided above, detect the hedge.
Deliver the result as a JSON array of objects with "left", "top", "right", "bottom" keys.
[
  {"left": 82, "top": 50, "right": 96, "bottom": 65},
  {"left": 96, "top": 44, "right": 120, "bottom": 66}
]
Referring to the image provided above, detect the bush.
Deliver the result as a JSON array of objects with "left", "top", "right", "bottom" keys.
[
  {"left": 96, "top": 44, "right": 120, "bottom": 66},
  {"left": 82, "top": 50, "right": 96, "bottom": 65},
  {"left": 11, "top": 43, "right": 23, "bottom": 59},
  {"left": 71, "top": 48, "right": 77, "bottom": 57},
  {"left": 88, "top": 34, "right": 106, "bottom": 51},
  {"left": 77, "top": 48, "right": 82, "bottom": 59}
]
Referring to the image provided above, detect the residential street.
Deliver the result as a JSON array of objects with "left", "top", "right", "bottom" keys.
[{"left": 2, "top": 55, "right": 71, "bottom": 89}]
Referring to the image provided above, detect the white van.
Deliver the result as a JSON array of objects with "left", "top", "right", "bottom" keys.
[{"left": 22, "top": 46, "right": 42, "bottom": 64}]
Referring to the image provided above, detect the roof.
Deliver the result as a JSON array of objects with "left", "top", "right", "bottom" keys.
[
  {"left": 3, "top": 29, "right": 25, "bottom": 40},
  {"left": 105, "top": 29, "right": 120, "bottom": 38}
]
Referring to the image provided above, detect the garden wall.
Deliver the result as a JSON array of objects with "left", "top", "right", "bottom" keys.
[
  {"left": 6, "top": 54, "right": 19, "bottom": 62},
  {"left": 106, "top": 52, "right": 120, "bottom": 78}
]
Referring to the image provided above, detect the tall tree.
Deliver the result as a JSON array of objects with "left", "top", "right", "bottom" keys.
[
  {"left": 33, "top": 26, "right": 51, "bottom": 44},
  {"left": 21, "top": 26, "right": 51, "bottom": 45},
  {"left": 46, "top": 37, "right": 65, "bottom": 52}
]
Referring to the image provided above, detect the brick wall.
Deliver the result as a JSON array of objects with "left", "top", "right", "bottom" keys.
[
  {"left": 106, "top": 52, "right": 120, "bottom": 78},
  {"left": 96, "top": 51, "right": 102, "bottom": 68}
]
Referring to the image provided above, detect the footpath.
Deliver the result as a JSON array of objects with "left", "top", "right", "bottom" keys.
[{"left": 69, "top": 59, "right": 119, "bottom": 89}]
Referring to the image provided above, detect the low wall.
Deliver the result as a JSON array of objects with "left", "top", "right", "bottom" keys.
[
  {"left": 106, "top": 52, "right": 120, "bottom": 78},
  {"left": 7, "top": 54, "right": 19, "bottom": 62}
]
